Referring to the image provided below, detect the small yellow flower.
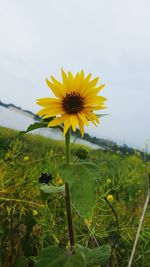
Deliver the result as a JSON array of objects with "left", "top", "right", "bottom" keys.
[
  {"left": 32, "top": 210, "right": 38, "bottom": 216},
  {"left": 85, "top": 218, "right": 92, "bottom": 227},
  {"left": 106, "top": 194, "right": 114, "bottom": 202},
  {"left": 23, "top": 156, "right": 29, "bottom": 162},
  {"left": 52, "top": 234, "right": 59, "bottom": 245},
  {"left": 36, "top": 69, "right": 106, "bottom": 136},
  {"left": 107, "top": 178, "right": 111, "bottom": 184},
  {"left": 66, "top": 240, "right": 71, "bottom": 250},
  {"left": 55, "top": 174, "right": 64, "bottom": 186},
  {"left": 50, "top": 149, "right": 54, "bottom": 155}
]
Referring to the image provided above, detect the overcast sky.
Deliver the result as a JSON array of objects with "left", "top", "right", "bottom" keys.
[{"left": 0, "top": 0, "right": 150, "bottom": 149}]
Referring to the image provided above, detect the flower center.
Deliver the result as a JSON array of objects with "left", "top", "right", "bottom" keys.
[{"left": 62, "top": 92, "right": 84, "bottom": 114}]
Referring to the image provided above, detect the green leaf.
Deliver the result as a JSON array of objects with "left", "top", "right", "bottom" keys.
[
  {"left": 40, "top": 191, "right": 51, "bottom": 202},
  {"left": 42, "top": 117, "right": 54, "bottom": 122},
  {"left": 13, "top": 256, "right": 29, "bottom": 267},
  {"left": 18, "top": 117, "right": 63, "bottom": 136},
  {"left": 40, "top": 184, "right": 65, "bottom": 194},
  {"left": 59, "top": 163, "right": 99, "bottom": 219},
  {"left": 34, "top": 246, "right": 67, "bottom": 267},
  {"left": 42, "top": 117, "right": 63, "bottom": 131},
  {"left": 96, "top": 114, "right": 109, "bottom": 118},
  {"left": 64, "top": 252, "right": 86, "bottom": 267},
  {"left": 86, "top": 245, "right": 111, "bottom": 266},
  {"left": 75, "top": 244, "right": 111, "bottom": 266},
  {"left": 19, "top": 122, "right": 48, "bottom": 135}
]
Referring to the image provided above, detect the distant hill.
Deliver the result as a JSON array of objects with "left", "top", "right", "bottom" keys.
[
  {"left": 0, "top": 100, "right": 149, "bottom": 159},
  {"left": 0, "top": 100, "right": 40, "bottom": 121}
]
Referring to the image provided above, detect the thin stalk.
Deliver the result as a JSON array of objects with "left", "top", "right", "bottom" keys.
[
  {"left": 65, "top": 128, "right": 71, "bottom": 164},
  {"left": 104, "top": 197, "right": 119, "bottom": 231},
  {"left": 0, "top": 197, "right": 44, "bottom": 207},
  {"left": 65, "top": 182, "right": 75, "bottom": 249},
  {"left": 64, "top": 128, "right": 75, "bottom": 249},
  {"left": 127, "top": 173, "right": 150, "bottom": 267},
  {"left": 71, "top": 202, "right": 99, "bottom": 247}
]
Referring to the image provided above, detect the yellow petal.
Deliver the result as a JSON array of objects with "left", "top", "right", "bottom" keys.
[
  {"left": 42, "top": 112, "right": 61, "bottom": 119},
  {"left": 77, "top": 116, "right": 84, "bottom": 137},
  {"left": 68, "top": 71, "right": 74, "bottom": 80},
  {"left": 42, "top": 108, "right": 63, "bottom": 118},
  {"left": 84, "top": 84, "right": 106, "bottom": 97},
  {"left": 88, "top": 77, "right": 99, "bottom": 87},
  {"left": 74, "top": 70, "right": 85, "bottom": 93},
  {"left": 85, "top": 95, "right": 107, "bottom": 105},
  {"left": 78, "top": 73, "right": 92, "bottom": 95},
  {"left": 79, "top": 75, "right": 100, "bottom": 97},
  {"left": 36, "top": 104, "right": 61, "bottom": 113},
  {"left": 64, "top": 118, "right": 71, "bottom": 135},
  {"left": 51, "top": 76, "right": 66, "bottom": 96},
  {"left": 84, "top": 111, "right": 99, "bottom": 124},
  {"left": 37, "top": 107, "right": 62, "bottom": 116},
  {"left": 67, "top": 71, "right": 74, "bottom": 92},
  {"left": 85, "top": 105, "right": 106, "bottom": 111},
  {"left": 51, "top": 76, "right": 62, "bottom": 86},
  {"left": 84, "top": 73, "right": 92, "bottom": 83},
  {"left": 95, "top": 95, "right": 107, "bottom": 102},
  {"left": 48, "top": 114, "right": 68, "bottom": 127},
  {"left": 61, "top": 69, "right": 68, "bottom": 89},
  {"left": 46, "top": 78, "right": 63, "bottom": 98},
  {"left": 36, "top": 98, "right": 61, "bottom": 107},
  {"left": 70, "top": 115, "right": 78, "bottom": 132},
  {"left": 73, "top": 72, "right": 80, "bottom": 91},
  {"left": 78, "top": 112, "right": 89, "bottom": 126},
  {"left": 80, "top": 70, "right": 84, "bottom": 80},
  {"left": 94, "top": 84, "right": 105, "bottom": 93}
]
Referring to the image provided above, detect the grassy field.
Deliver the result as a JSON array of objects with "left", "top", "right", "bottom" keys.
[{"left": 0, "top": 126, "right": 150, "bottom": 267}]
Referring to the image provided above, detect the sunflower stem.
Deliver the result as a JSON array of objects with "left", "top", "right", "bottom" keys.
[
  {"left": 65, "top": 128, "right": 71, "bottom": 164},
  {"left": 65, "top": 182, "right": 75, "bottom": 249},
  {"left": 65, "top": 128, "right": 75, "bottom": 249}
]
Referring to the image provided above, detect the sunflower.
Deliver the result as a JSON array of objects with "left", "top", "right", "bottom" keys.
[{"left": 36, "top": 69, "right": 106, "bottom": 136}]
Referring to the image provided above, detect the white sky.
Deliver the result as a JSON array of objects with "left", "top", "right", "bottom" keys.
[{"left": 0, "top": 0, "right": 150, "bottom": 149}]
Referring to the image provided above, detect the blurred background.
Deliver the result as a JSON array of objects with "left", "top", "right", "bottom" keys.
[{"left": 0, "top": 0, "right": 150, "bottom": 150}]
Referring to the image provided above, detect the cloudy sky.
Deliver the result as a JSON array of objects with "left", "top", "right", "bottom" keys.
[{"left": 0, "top": 0, "right": 150, "bottom": 149}]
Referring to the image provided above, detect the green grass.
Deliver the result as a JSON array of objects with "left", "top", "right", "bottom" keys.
[{"left": 0, "top": 126, "right": 150, "bottom": 267}]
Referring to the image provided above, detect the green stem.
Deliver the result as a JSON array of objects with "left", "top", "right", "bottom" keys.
[
  {"left": 65, "top": 182, "right": 75, "bottom": 249},
  {"left": 65, "top": 128, "right": 71, "bottom": 164},
  {"left": 64, "top": 128, "right": 75, "bottom": 249},
  {"left": 104, "top": 197, "right": 119, "bottom": 231}
]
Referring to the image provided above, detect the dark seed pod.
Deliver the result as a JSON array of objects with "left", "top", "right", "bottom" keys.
[
  {"left": 38, "top": 173, "right": 53, "bottom": 184},
  {"left": 75, "top": 148, "right": 88, "bottom": 159}
]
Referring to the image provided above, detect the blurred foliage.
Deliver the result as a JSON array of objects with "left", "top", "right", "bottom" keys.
[{"left": 0, "top": 126, "right": 150, "bottom": 267}]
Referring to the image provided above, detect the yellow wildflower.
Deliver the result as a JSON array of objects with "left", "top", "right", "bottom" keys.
[
  {"left": 106, "top": 194, "right": 114, "bottom": 202},
  {"left": 36, "top": 69, "right": 106, "bottom": 136},
  {"left": 55, "top": 174, "right": 64, "bottom": 186},
  {"left": 85, "top": 218, "right": 92, "bottom": 227},
  {"left": 107, "top": 178, "right": 111, "bottom": 184},
  {"left": 32, "top": 210, "right": 38, "bottom": 216},
  {"left": 52, "top": 234, "right": 59, "bottom": 245},
  {"left": 23, "top": 156, "right": 29, "bottom": 162}
]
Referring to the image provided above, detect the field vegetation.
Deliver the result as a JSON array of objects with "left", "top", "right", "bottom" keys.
[{"left": 0, "top": 126, "right": 150, "bottom": 267}]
